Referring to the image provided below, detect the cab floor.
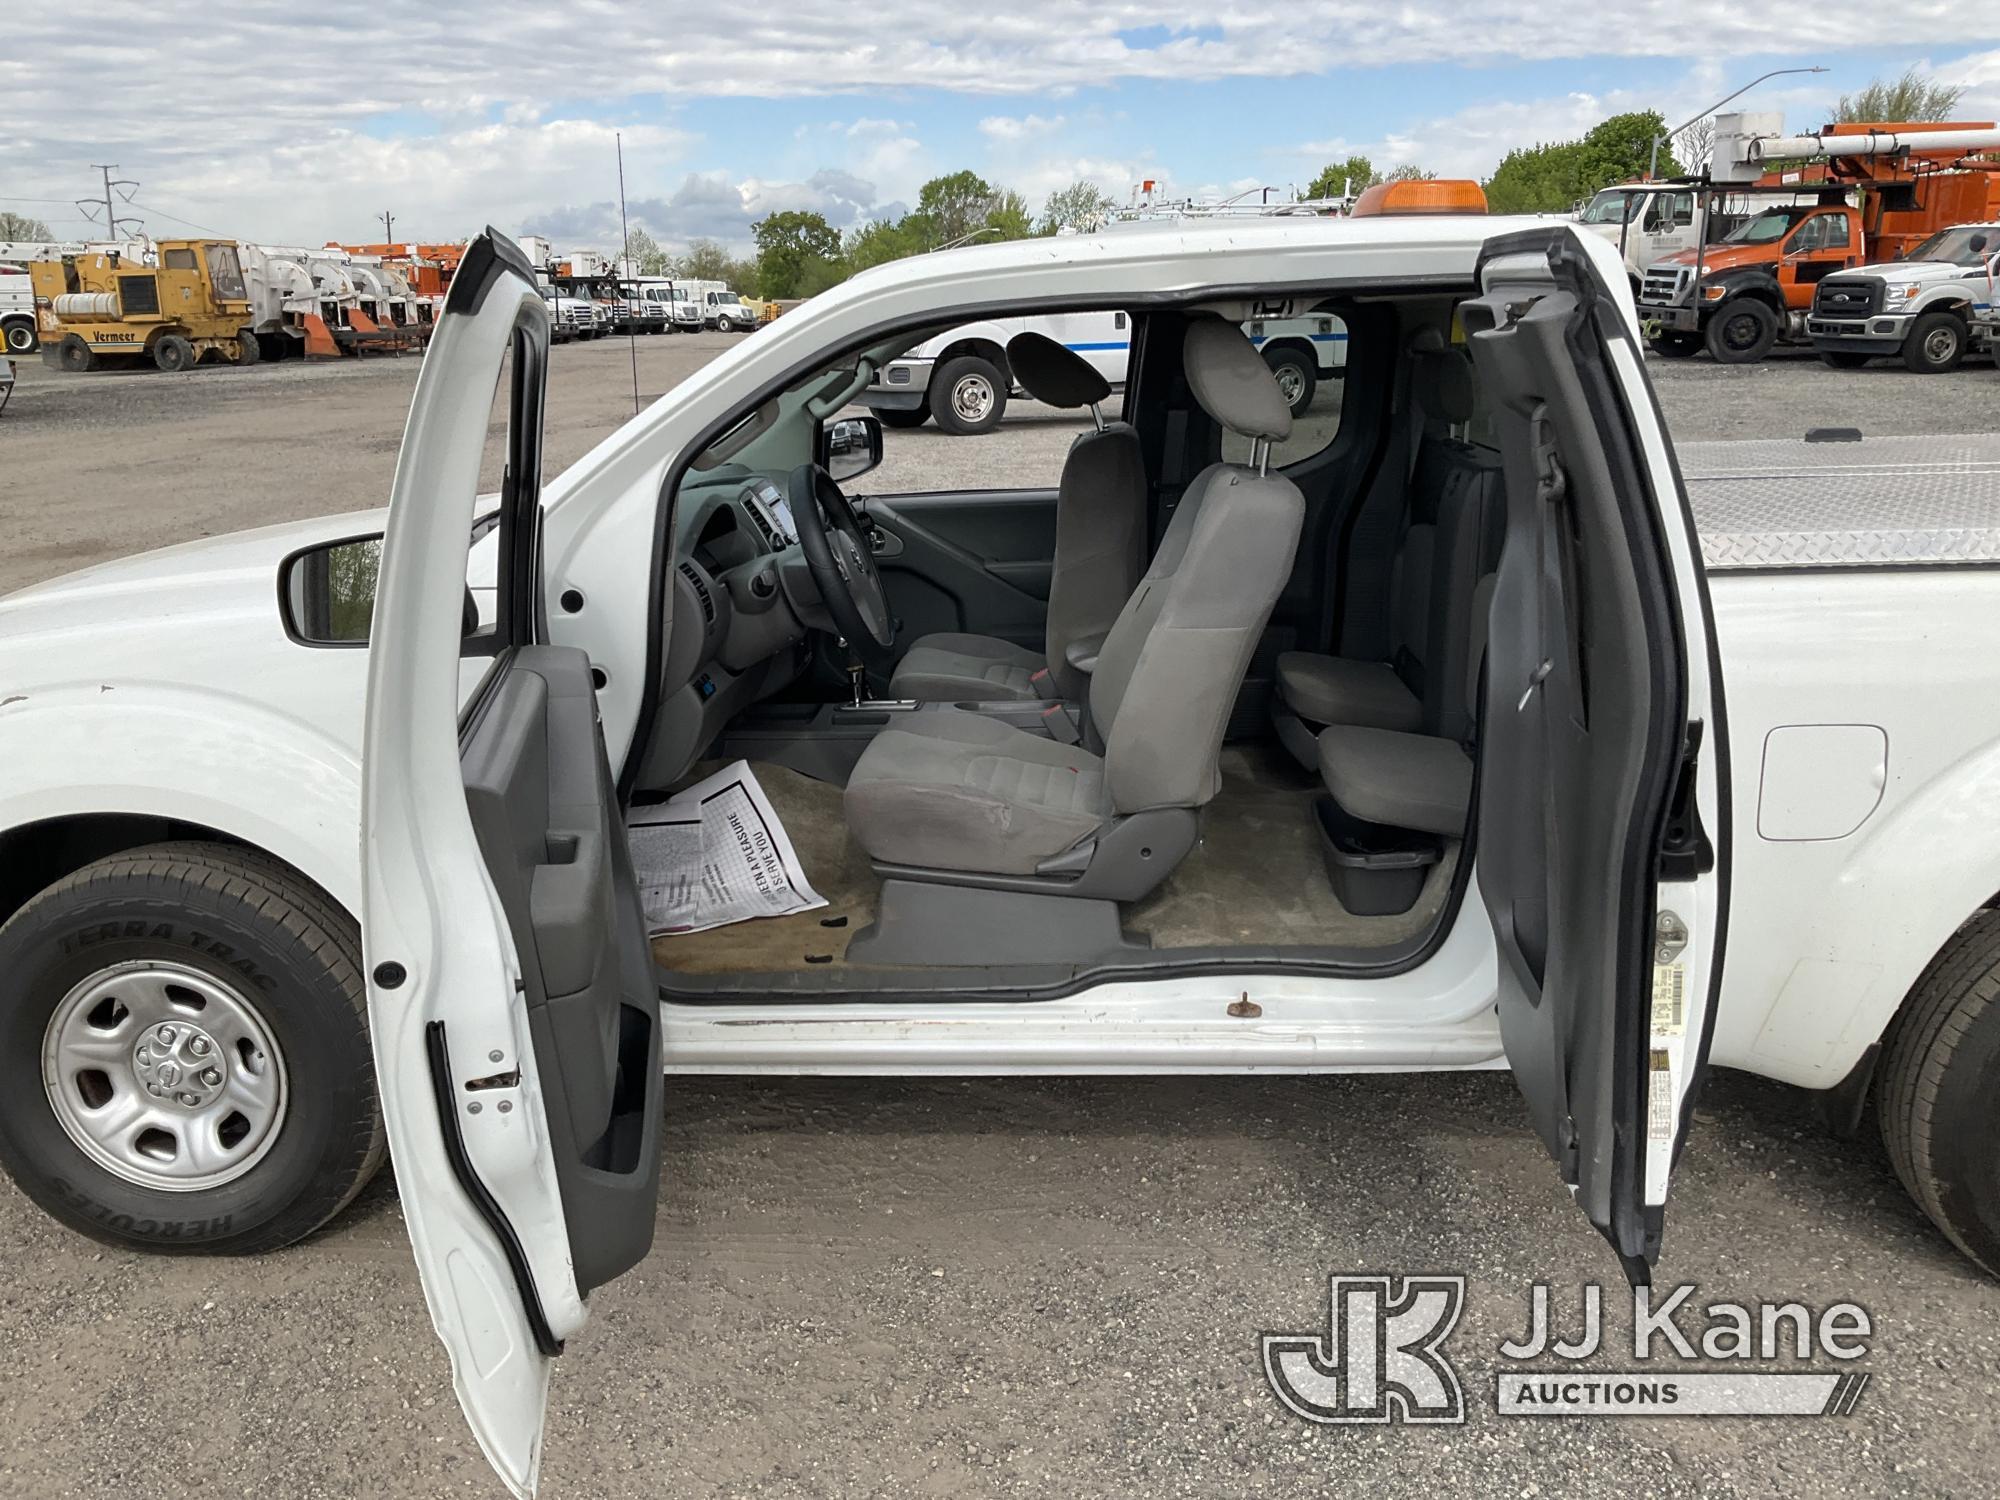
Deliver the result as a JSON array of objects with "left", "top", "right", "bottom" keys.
[{"left": 650, "top": 746, "right": 1453, "bottom": 976}]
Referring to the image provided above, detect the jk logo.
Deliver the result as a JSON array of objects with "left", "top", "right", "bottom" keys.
[{"left": 1262, "top": 1275, "right": 1467, "bottom": 1424}]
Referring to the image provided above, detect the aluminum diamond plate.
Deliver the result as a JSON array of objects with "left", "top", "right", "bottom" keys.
[{"left": 1677, "top": 435, "right": 2000, "bottom": 571}]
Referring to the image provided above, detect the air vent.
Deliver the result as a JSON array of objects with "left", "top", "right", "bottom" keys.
[{"left": 678, "top": 562, "right": 715, "bottom": 624}]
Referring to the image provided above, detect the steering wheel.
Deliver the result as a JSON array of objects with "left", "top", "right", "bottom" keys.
[{"left": 789, "top": 462, "right": 896, "bottom": 665}]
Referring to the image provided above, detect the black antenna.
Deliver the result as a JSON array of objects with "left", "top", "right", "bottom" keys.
[{"left": 616, "top": 132, "right": 640, "bottom": 416}]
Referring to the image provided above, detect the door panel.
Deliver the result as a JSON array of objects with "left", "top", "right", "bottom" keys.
[
  {"left": 1466, "top": 226, "right": 1727, "bottom": 1280},
  {"left": 864, "top": 488, "right": 1060, "bottom": 649},
  {"left": 361, "top": 230, "right": 666, "bottom": 1499}
]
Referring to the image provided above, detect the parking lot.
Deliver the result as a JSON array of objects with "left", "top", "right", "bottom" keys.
[{"left": 3, "top": 333, "right": 1999, "bottom": 1499}]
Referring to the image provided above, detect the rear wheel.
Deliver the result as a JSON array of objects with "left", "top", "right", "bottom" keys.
[
  {"left": 152, "top": 334, "right": 195, "bottom": 373},
  {"left": 3, "top": 318, "right": 35, "bottom": 355},
  {"left": 1262, "top": 344, "right": 1317, "bottom": 414},
  {"left": 1648, "top": 331, "right": 1701, "bottom": 359},
  {"left": 233, "top": 329, "right": 260, "bottom": 367},
  {"left": 59, "top": 334, "right": 97, "bottom": 373},
  {"left": 1817, "top": 350, "right": 1872, "bottom": 370},
  {"left": 1877, "top": 911, "right": 2000, "bottom": 1277},
  {"left": 1902, "top": 311, "right": 1967, "bottom": 374},
  {"left": 1704, "top": 298, "right": 1777, "bottom": 364},
  {"left": 0, "top": 842, "right": 384, "bottom": 1254},
  {"left": 930, "top": 353, "right": 1007, "bottom": 436},
  {"left": 878, "top": 407, "right": 930, "bottom": 430}
]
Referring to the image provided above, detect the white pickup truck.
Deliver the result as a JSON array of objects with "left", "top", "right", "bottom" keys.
[
  {"left": 1807, "top": 222, "right": 2000, "bottom": 371},
  {"left": 1, "top": 220, "right": 1997, "bottom": 1496}
]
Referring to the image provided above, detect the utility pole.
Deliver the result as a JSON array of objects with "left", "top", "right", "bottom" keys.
[
  {"left": 380, "top": 210, "right": 395, "bottom": 243},
  {"left": 79, "top": 164, "right": 143, "bottom": 241}
]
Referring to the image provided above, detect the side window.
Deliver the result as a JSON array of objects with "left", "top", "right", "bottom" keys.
[
  {"left": 1817, "top": 215, "right": 1850, "bottom": 250},
  {"left": 1223, "top": 310, "right": 1349, "bottom": 469},
  {"left": 163, "top": 248, "right": 197, "bottom": 271}
]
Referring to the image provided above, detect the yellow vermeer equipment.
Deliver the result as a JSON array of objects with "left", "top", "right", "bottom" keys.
[{"left": 31, "top": 240, "right": 259, "bottom": 373}]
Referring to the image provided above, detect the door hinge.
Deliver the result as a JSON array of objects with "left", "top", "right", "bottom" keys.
[{"left": 1657, "top": 720, "right": 1714, "bottom": 880}]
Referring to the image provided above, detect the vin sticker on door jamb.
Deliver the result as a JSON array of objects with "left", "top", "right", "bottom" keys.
[{"left": 1651, "top": 963, "right": 1687, "bottom": 1038}]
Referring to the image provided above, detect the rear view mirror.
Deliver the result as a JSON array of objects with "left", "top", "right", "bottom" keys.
[
  {"left": 280, "top": 534, "right": 383, "bottom": 645},
  {"left": 821, "top": 414, "right": 883, "bottom": 484}
]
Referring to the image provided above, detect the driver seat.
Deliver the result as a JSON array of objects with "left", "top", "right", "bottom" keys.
[
  {"left": 887, "top": 332, "right": 1146, "bottom": 704},
  {"left": 844, "top": 320, "right": 1304, "bottom": 935}
]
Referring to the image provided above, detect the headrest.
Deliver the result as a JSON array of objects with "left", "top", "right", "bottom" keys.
[
  {"left": 1410, "top": 328, "right": 1475, "bottom": 423},
  {"left": 1182, "top": 318, "right": 1291, "bottom": 444},
  {"left": 1005, "top": 331, "right": 1112, "bottom": 409}
]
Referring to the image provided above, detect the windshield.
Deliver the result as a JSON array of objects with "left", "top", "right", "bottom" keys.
[
  {"left": 1581, "top": 190, "right": 1642, "bottom": 225},
  {"left": 1724, "top": 209, "right": 1811, "bottom": 245},
  {"left": 1902, "top": 226, "right": 1997, "bottom": 266},
  {"left": 204, "top": 244, "right": 247, "bottom": 299}
]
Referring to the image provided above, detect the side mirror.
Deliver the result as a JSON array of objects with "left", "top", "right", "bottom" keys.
[
  {"left": 280, "top": 534, "right": 383, "bottom": 645},
  {"left": 820, "top": 414, "right": 884, "bottom": 484},
  {"left": 280, "top": 533, "right": 480, "bottom": 645}
]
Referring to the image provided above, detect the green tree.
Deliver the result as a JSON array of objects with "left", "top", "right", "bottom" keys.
[
  {"left": 1041, "top": 180, "right": 1116, "bottom": 234},
  {"left": 1832, "top": 69, "right": 1966, "bottom": 124},
  {"left": 844, "top": 217, "right": 922, "bottom": 272},
  {"left": 0, "top": 210, "right": 53, "bottom": 240},
  {"left": 623, "top": 226, "right": 670, "bottom": 275},
  {"left": 1384, "top": 164, "right": 1436, "bottom": 183},
  {"left": 752, "top": 209, "right": 841, "bottom": 298},
  {"left": 1306, "top": 155, "right": 1377, "bottom": 201},
  {"left": 674, "top": 238, "right": 756, "bottom": 291},
  {"left": 910, "top": 170, "right": 999, "bottom": 249},
  {"left": 985, "top": 189, "right": 1035, "bottom": 242},
  {"left": 1484, "top": 111, "right": 1679, "bottom": 214}
]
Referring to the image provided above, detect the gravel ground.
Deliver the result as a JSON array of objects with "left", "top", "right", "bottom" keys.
[{"left": 2, "top": 331, "right": 1998, "bottom": 1499}]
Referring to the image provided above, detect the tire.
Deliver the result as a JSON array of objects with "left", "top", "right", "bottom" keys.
[
  {"left": 1649, "top": 331, "right": 1702, "bottom": 359},
  {"left": 878, "top": 407, "right": 931, "bottom": 430},
  {"left": 233, "top": 329, "right": 260, "bottom": 367},
  {"left": 0, "top": 842, "right": 384, "bottom": 1255},
  {"left": 152, "top": 334, "right": 195, "bottom": 373},
  {"left": 1262, "top": 344, "right": 1317, "bottom": 414},
  {"left": 930, "top": 353, "right": 1007, "bottom": 436},
  {"left": 3, "top": 318, "right": 35, "bottom": 355},
  {"left": 1902, "top": 311, "right": 1967, "bottom": 374},
  {"left": 59, "top": 334, "right": 96, "bottom": 373},
  {"left": 1817, "top": 350, "right": 1872, "bottom": 370},
  {"left": 716, "top": 315, "right": 736, "bottom": 334},
  {"left": 1703, "top": 298, "right": 1777, "bottom": 364},
  {"left": 1877, "top": 911, "right": 2000, "bottom": 1277}
]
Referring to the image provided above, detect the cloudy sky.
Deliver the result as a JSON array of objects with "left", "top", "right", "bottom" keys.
[{"left": 5, "top": 7, "right": 1999, "bottom": 254}]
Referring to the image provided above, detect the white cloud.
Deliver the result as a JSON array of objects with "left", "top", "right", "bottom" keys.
[{"left": 979, "top": 114, "right": 1066, "bottom": 141}]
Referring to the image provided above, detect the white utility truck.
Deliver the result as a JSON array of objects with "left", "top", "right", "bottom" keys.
[
  {"left": 1807, "top": 222, "right": 2000, "bottom": 371},
  {"left": 2, "top": 261, "right": 37, "bottom": 354},
  {"left": 1, "top": 221, "right": 1999, "bottom": 1496}
]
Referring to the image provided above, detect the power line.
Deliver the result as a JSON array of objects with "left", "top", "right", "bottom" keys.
[
  {"left": 380, "top": 209, "right": 395, "bottom": 241},
  {"left": 80, "top": 164, "right": 144, "bottom": 240},
  {"left": 126, "top": 200, "right": 227, "bottom": 236}
]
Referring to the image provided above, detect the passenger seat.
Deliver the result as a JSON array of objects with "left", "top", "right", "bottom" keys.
[
  {"left": 1273, "top": 331, "right": 1499, "bottom": 767},
  {"left": 888, "top": 333, "right": 1145, "bottom": 704}
]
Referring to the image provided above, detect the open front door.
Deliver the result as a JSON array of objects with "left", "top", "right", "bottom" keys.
[
  {"left": 1462, "top": 226, "right": 1728, "bottom": 1281},
  {"left": 361, "top": 232, "right": 664, "bottom": 1495}
]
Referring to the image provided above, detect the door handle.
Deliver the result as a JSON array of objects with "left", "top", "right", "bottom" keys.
[{"left": 868, "top": 527, "right": 904, "bottom": 559}]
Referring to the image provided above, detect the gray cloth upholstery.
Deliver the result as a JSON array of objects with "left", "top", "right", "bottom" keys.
[
  {"left": 1275, "top": 653, "right": 1422, "bottom": 733},
  {"left": 889, "top": 633, "right": 1048, "bottom": 702},
  {"left": 1315, "top": 724, "right": 1472, "bottom": 837},
  {"left": 850, "top": 325, "right": 1304, "bottom": 880},
  {"left": 844, "top": 708, "right": 1110, "bottom": 874},
  {"left": 1413, "top": 340, "right": 1476, "bottom": 424},
  {"left": 1006, "top": 331, "right": 1112, "bottom": 409},
  {"left": 1183, "top": 318, "right": 1291, "bottom": 443}
]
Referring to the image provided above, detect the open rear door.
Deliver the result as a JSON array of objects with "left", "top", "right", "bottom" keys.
[
  {"left": 1462, "top": 226, "right": 1728, "bottom": 1281},
  {"left": 361, "top": 232, "right": 664, "bottom": 1495}
]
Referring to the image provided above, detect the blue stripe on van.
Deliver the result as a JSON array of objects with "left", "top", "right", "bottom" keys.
[{"left": 1063, "top": 341, "right": 1130, "bottom": 351}]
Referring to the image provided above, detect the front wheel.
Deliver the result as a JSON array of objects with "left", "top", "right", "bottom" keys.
[
  {"left": 233, "top": 329, "right": 260, "bottom": 367},
  {"left": 1262, "top": 344, "right": 1317, "bottom": 414},
  {"left": 1877, "top": 910, "right": 2000, "bottom": 1277},
  {"left": 152, "top": 334, "right": 195, "bottom": 373},
  {"left": 716, "top": 314, "right": 736, "bottom": 333},
  {"left": 1818, "top": 350, "right": 1872, "bottom": 370},
  {"left": 0, "top": 843, "right": 384, "bottom": 1254},
  {"left": 878, "top": 407, "right": 930, "bottom": 430},
  {"left": 930, "top": 353, "right": 1007, "bottom": 436},
  {"left": 1648, "top": 331, "right": 1702, "bottom": 359},
  {"left": 1704, "top": 298, "right": 1777, "bottom": 364},
  {"left": 59, "top": 334, "right": 97, "bottom": 373},
  {"left": 1902, "top": 311, "right": 1967, "bottom": 374},
  {"left": 3, "top": 318, "right": 35, "bottom": 355}
]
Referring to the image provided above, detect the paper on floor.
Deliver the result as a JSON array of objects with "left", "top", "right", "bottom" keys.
[{"left": 628, "top": 760, "right": 827, "bottom": 935}]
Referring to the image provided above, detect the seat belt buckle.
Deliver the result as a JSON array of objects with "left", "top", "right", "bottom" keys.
[{"left": 1041, "top": 701, "right": 1081, "bottom": 745}]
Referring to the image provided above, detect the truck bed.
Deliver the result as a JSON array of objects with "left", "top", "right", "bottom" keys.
[{"left": 1680, "top": 434, "right": 2000, "bottom": 570}]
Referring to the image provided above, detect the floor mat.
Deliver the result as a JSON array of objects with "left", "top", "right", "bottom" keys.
[{"left": 649, "top": 747, "right": 1454, "bottom": 975}]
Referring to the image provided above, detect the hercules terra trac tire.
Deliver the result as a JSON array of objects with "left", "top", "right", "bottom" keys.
[
  {"left": 0, "top": 842, "right": 384, "bottom": 1254},
  {"left": 1876, "top": 909, "right": 2000, "bottom": 1278}
]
